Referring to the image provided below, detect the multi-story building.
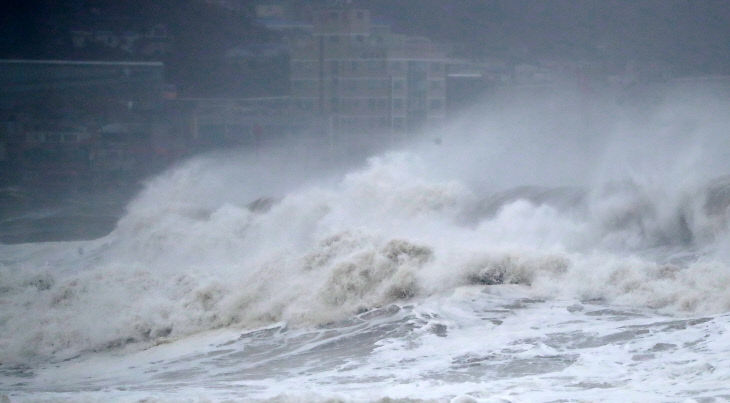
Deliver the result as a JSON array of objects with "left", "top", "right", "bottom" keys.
[
  {"left": 289, "top": 7, "right": 449, "bottom": 145},
  {"left": 183, "top": 96, "right": 317, "bottom": 149},
  {"left": 0, "top": 59, "right": 165, "bottom": 112}
]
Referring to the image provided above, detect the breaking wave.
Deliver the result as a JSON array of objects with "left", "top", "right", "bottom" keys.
[{"left": 1, "top": 87, "right": 730, "bottom": 366}]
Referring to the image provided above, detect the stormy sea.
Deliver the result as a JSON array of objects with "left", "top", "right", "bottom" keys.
[{"left": 2, "top": 87, "right": 730, "bottom": 402}]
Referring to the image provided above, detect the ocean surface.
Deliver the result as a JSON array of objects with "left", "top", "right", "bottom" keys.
[{"left": 2, "top": 88, "right": 730, "bottom": 402}]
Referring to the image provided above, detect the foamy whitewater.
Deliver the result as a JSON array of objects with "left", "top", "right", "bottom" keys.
[{"left": 2, "top": 86, "right": 730, "bottom": 402}]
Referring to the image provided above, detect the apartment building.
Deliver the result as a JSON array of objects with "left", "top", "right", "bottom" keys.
[{"left": 289, "top": 8, "right": 449, "bottom": 144}]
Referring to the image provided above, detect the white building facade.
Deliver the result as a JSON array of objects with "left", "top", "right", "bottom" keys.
[{"left": 289, "top": 8, "right": 449, "bottom": 143}]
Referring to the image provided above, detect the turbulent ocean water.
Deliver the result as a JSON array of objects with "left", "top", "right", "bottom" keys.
[{"left": 2, "top": 88, "right": 730, "bottom": 402}]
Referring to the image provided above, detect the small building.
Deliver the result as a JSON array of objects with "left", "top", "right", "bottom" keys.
[
  {"left": 17, "top": 120, "right": 94, "bottom": 184},
  {"left": 180, "top": 96, "right": 324, "bottom": 151},
  {"left": 70, "top": 25, "right": 171, "bottom": 57}
]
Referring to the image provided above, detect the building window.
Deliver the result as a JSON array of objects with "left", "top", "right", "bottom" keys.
[
  {"left": 430, "top": 80, "right": 443, "bottom": 90},
  {"left": 393, "top": 98, "right": 404, "bottom": 110},
  {"left": 351, "top": 61, "right": 358, "bottom": 71},
  {"left": 356, "top": 11, "right": 364, "bottom": 20},
  {"left": 393, "top": 80, "right": 404, "bottom": 90},
  {"left": 430, "top": 62, "right": 442, "bottom": 73},
  {"left": 302, "top": 61, "right": 314, "bottom": 74},
  {"left": 63, "top": 134, "right": 78, "bottom": 143},
  {"left": 430, "top": 99, "right": 443, "bottom": 110},
  {"left": 393, "top": 118, "right": 405, "bottom": 130}
]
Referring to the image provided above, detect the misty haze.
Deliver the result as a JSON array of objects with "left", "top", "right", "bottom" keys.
[{"left": 2, "top": 1, "right": 730, "bottom": 401}]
